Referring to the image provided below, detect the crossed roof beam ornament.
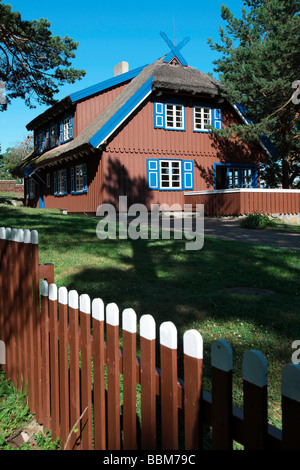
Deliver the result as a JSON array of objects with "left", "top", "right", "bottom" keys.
[{"left": 160, "top": 31, "right": 190, "bottom": 66}]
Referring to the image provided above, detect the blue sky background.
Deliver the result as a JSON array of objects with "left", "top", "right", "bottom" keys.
[{"left": 1, "top": 0, "right": 244, "bottom": 152}]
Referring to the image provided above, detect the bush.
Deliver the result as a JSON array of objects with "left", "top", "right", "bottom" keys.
[{"left": 240, "top": 212, "right": 275, "bottom": 229}]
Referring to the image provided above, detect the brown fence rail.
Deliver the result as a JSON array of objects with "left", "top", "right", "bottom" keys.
[{"left": 0, "top": 227, "right": 300, "bottom": 450}]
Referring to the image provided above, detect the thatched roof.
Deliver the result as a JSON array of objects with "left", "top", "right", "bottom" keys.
[{"left": 14, "top": 57, "right": 221, "bottom": 174}]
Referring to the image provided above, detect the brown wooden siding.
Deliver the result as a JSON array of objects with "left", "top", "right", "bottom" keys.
[
  {"left": 74, "top": 83, "right": 128, "bottom": 137},
  {"left": 38, "top": 152, "right": 103, "bottom": 213},
  {"left": 184, "top": 190, "right": 300, "bottom": 216}
]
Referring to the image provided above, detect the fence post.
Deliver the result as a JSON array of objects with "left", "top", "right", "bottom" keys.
[
  {"left": 9, "top": 229, "right": 18, "bottom": 386},
  {"left": 160, "top": 321, "right": 178, "bottom": 450},
  {"left": 23, "top": 229, "right": 34, "bottom": 411},
  {"left": 106, "top": 302, "right": 121, "bottom": 450},
  {"left": 31, "top": 229, "right": 43, "bottom": 424},
  {"left": 0, "top": 227, "right": 6, "bottom": 370},
  {"left": 16, "top": 229, "right": 24, "bottom": 389},
  {"left": 243, "top": 350, "right": 268, "bottom": 450},
  {"left": 211, "top": 339, "right": 233, "bottom": 450},
  {"left": 92, "top": 298, "right": 106, "bottom": 450},
  {"left": 49, "top": 283, "right": 60, "bottom": 440},
  {"left": 40, "top": 280, "right": 51, "bottom": 433},
  {"left": 122, "top": 308, "right": 137, "bottom": 450},
  {"left": 58, "top": 287, "right": 70, "bottom": 449},
  {"left": 79, "top": 293, "right": 93, "bottom": 450},
  {"left": 68, "top": 290, "right": 81, "bottom": 450},
  {"left": 281, "top": 364, "right": 300, "bottom": 450},
  {"left": 183, "top": 329, "right": 203, "bottom": 450},
  {"left": 140, "top": 314, "right": 157, "bottom": 450}
]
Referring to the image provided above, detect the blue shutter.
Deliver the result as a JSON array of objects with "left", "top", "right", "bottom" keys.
[
  {"left": 147, "top": 159, "right": 159, "bottom": 189},
  {"left": 154, "top": 103, "right": 165, "bottom": 129},
  {"left": 54, "top": 172, "right": 57, "bottom": 195},
  {"left": 83, "top": 163, "right": 88, "bottom": 191},
  {"left": 60, "top": 121, "right": 64, "bottom": 144},
  {"left": 212, "top": 108, "right": 222, "bottom": 129},
  {"left": 182, "top": 160, "right": 194, "bottom": 190},
  {"left": 69, "top": 117, "right": 74, "bottom": 140},
  {"left": 71, "top": 167, "right": 75, "bottom": 193},
  {"left": 63, "top": 169, "right": 68, "bottom": 194}
]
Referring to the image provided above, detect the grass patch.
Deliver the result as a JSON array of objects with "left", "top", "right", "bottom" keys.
[
  {"left": 241, "top": 211, "right": 300, "bottom": 232},
  {"left": 0, "top": 372, "right": 60, "bottom": 449},
  {"left": 0, "top": 202, "right": 299, "bottom": 436}
]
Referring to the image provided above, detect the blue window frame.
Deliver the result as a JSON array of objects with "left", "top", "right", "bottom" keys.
[
  {"left": 154, "top": 102, "right": 186, "bottom": 131},
  {"left": 147, "top": 159, "right": 194, "bottom": 191},
  {"left": 60, "top": 115, "right": 74, "bottom": 144},
  {"left": 214, "top": 163, "right": 257, "bottom": 189},
  {"left": 71, "top": 163, "right": 88, "bottom": 194}
]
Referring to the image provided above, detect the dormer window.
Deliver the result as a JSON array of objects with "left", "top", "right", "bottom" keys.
[
  {"left": 154, "top": 102, "right": 185, "bottom": 131},
  {"left": 49, "top": 124, "right": 58, "bottom": 148},
  {"left": 36, "top": 131, "right": 45, "bottom": 154},
  {"left": 60, "top": 115, "right": 74, "bottom": 144}
]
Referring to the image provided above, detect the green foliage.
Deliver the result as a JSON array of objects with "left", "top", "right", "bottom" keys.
[
  {"left": 208, "top": 0, "right": 300, "bottom": 188},
  {"left": 240, "top": 211, "right": 276, "bottom": 229},
  {"left": 0, "top": 1, "right": 85, "bottom": 108}
]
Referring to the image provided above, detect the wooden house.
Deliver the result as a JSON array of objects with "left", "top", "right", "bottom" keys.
[{"left": 14, "top": 41, "right": 299, "bottom": 217}]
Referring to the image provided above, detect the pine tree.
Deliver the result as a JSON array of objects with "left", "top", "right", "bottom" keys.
[
  {"left": 0, "top": 1, "right": 85, "bottom": 108},
  {"left": 208, "top": 0, "right": 300, "bottom": 188}
]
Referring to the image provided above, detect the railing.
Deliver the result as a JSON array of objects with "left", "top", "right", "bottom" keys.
[{"left": 0, "top": 226, "right": 300, "bottom": 450}]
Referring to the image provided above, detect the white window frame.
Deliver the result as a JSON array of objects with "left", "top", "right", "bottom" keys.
[
  {"left": 75, "top": 164, "right": 85, "bottom": 192},
  {"left": 193, "top": 106, "right": 212, "bottom": 132},
  {"left": 242, "top": 168, "right": 253, "bottom": 188},
  {"left": 228, "top": 168, "right": 240, "bottom": 189},
  {"left": 49, "top": 124, "right": 58, "bottom": 148},
  {"left": 28, "top": 178, "right": 36, "bottom": 199},
  {"left": 63, "top": 117, "right": 72, "bottom": 141},
  {"left": 159, "top": 160, "right": 182, "bottom": 190},
  {"left": 57, "top": 169, "right": 66, "bottom": 195},
  {"left": 165, "top": 104, "right": 185, "bottom": 130}
]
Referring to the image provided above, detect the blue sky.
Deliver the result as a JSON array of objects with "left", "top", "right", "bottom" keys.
[{"left": 1, "top": 0, "right": 244, "bottom": 152}]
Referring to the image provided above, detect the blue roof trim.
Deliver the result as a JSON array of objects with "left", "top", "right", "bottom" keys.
[
  {"left": 234, "top": 103, "right": 278, "bottom": 158},
  {"left": 70, "top": 64, "right": 148, "bottom": 103},
  {"left": 163, "top": 51, "right": 188, "bottom": 67},
  {"left": 89, "top": 76, "right": 153, "bottom": 148}
]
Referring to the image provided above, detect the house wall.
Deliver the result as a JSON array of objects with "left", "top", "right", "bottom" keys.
[
  {"left": 27, "top": 152, "right": 103, "bottom": 213},
  {"left": 100, "top": 96, "right": 262, "bottom": 210}
]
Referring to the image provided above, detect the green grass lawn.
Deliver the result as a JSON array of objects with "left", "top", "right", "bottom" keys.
[{"left": 0, "top": 201, "right": 299, "bottom": 435}]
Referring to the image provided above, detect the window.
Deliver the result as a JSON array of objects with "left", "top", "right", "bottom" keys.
[
  {"left": 154, "top": 102, "right": 185, "bottom": 130},
  {"left": 36, "top": 131, "right": 45, "bottom": 154},
  {"left": 214, "top": 164, "right": 257, "bottom": 189},
  {"left": 49, "top": 124, "right": 58, "bottom": 148},
  {"left": 54, "top": 169, "right": 67, "bottom": 196},
  {"left": 193, "top": 106, "right": 222, "bottom": 132},
  {"left": 147, "top": 159, "right": 194, "bottom": 191},
  {"left": 60, "top": 115, "right": 74, "bottom": 144},
  {"left": 193, "top": 107, "right": 211, "bottom": 131},
  {"left": 165, "top": 104, "right": 184, "bottom": 130},
  {"left": 242, "top": 168, "right": 253, "bottom": 188},
  {"left": 46, "top": 173, "right": 50, "bottom": 188},
  {"left": 71, "top": 163, "right": 88, "bottom": 194},
  {"left": 28, "top": 178, "right": 36, "bottom": 199},
  {"left": 228, "top": 168, "right": 240, "bottom": 189},
  {"left": 160, "top": 160, "right": 181, "bottom": 189}
]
